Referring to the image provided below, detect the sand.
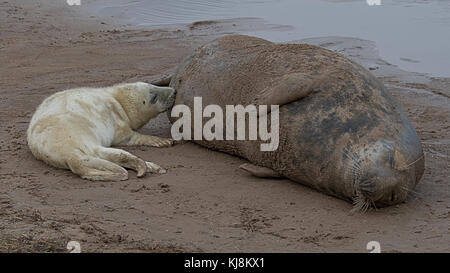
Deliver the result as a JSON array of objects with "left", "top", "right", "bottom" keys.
[{"left": 0, "top": 0, "right": 448, "bottom": 252}]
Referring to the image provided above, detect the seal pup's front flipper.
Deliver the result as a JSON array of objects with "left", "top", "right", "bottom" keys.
[
  {"left": 239, "top": 163, "right": 282, "bottom": 178},
  {"left": 251, "top": 73, "right": 316, "bottom": 111}
]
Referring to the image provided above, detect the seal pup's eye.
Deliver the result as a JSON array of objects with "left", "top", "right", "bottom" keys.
[
  {"left": 143, "top": 101, "right": 146, "bottom": 105},
  {"left": 150, "top": 94, "right": 159, "bottom": 104}
]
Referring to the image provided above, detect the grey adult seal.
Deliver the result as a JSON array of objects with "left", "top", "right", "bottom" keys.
[{"left": 156, "top": 35, "right": 425, "bottom": 210}]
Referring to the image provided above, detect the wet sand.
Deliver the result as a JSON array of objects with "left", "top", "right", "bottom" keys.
[{"left": 0, "top": 0, "right": 448, "bottom": 252}]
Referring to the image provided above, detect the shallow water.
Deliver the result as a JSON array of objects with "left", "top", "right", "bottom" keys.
[{"left": 82, "top": 0, "right": 450, "bottom": 77}]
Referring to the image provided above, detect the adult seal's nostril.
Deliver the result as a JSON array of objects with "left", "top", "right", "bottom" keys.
[{"left": 358, "top": 177, "right": 377, "bottom": 198}]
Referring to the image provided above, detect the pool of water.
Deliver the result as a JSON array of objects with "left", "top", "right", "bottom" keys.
[{"left": 82, "top": 0, "right": 450, "bottom": 77}]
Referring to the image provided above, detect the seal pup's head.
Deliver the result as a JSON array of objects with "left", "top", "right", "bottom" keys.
[
  {"left": 343, "top": 140, "right": 424, "bottom": 212},
  {"left": 113, "top": 82, "right": 176, "bottom": 129}
]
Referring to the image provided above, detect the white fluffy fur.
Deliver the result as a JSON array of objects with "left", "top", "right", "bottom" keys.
[{"left": 27, "top": 82, "right": 175, "bottom": 181}]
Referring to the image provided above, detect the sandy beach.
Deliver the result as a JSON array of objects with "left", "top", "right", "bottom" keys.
[{"left": 0, "top": 0, "right": 448, "bottom": 252}]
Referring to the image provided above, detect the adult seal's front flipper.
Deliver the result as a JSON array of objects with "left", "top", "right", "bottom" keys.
[
  {"left": 239, "top": 163, "right": 282, "bottom": 178},
  {"left": 251, "top": 73, "right": 315, "bottom": 111}
]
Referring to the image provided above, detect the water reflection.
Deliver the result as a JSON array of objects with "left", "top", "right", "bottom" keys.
[{"left": 85, "top": 0, "right": 450, "bottom": 77}]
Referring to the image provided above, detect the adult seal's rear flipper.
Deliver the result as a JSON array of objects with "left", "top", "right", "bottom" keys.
[
  {"left": 151, "top": 74, "right": 173, "bottom": 87},
  {"left": 240, "top": 163, "right": 282, "bottom": 178}
]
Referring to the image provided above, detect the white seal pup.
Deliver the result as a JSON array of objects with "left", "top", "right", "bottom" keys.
[{"left": 27, "top": 82, "right": 176, "bottom": 181}]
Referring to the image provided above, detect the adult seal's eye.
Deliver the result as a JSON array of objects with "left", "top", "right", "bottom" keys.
[{"left": 143, "top": 101, "right": 146, "bottom": 104}]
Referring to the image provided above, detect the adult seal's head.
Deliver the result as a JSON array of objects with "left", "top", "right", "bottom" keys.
[{"left": 342, "top": 138, "right": 424, "bottom": 210}]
